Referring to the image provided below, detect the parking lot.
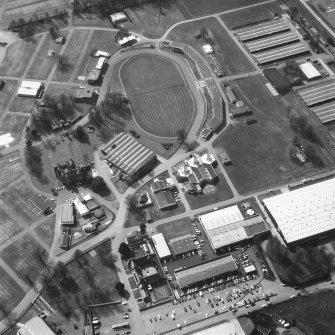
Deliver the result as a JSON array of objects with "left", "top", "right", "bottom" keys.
[{"left": 141, "top": 276, "right": 282, "bottom": 335}]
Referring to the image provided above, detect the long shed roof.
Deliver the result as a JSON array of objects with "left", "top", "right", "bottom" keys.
[
  {"left": 101, "top": 133, "right": 156, "bottom": 176},
  {"left": 298, "top": 81, "right": 335, "bottom": 106}
]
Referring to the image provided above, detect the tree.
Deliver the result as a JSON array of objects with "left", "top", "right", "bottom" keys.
[
  {"left": 90, "top": 176, "right": 111, "bottom": 197},
  {"left": 125, "top": 194, "right": 144, "bottom": 220},
  {"left": 57, "top": 55, "right": 72, "bottom": 73},
  {"left": 49, "top": 26, "right": 58, "bottom": 40},
  {"left": 140, "top": 222, "right": 147, "bottom": 236},
  {"left": 115, "top": 281, "right": 125, "bottom": 297},
  {"left": 118, "top": 242, "right": 133, "bottom": 260},
  {"left": 177, "top": 128, "right": 186, "bottom": 144},
  {"left": 74, "top": 125, "right": 89, "bottom": 143}
]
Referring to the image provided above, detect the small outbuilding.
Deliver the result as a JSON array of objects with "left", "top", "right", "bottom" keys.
[
  {"left": 110, "top": 12, "right": 127, "bottom": 25},
  {"left": 299, "top": 62, "right": 322, "bottom": 80}
]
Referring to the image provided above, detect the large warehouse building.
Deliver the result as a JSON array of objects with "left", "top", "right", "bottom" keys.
[
  {"left": 101, "top": 133, "right": 157, "bottom": 180},
  {"left": 263, "top": 178, "right": 335, "bottom": 245},
  {"left": 199, "top": 206, "right": 268, "bottom": 251},
  {"left": 236, "top": 20, "right": 290, "bottom": 42},
  {"left": 298, "top": 81, "right": 335, "bottom": 107},
  {"left": 174, "top": 256, "right": 238, "bottom": 289},
  {"left": 312, "top": 102, "right": 335, "bottom": 124},
  {"left": 253, "top": 42, "right": 310, "bottom": 65}
]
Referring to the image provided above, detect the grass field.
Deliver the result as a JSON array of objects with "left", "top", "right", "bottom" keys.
[
  {"left": 5, "top": 0, "right": 68, "bottom": 21},
  {"left": 0, "top": 36, "right": 41, "bottom": 77},
  {"left": 52, "top": 29, "right": 90, "bottom": 82},
  {"left": 264, "top": 290, "right": 335, "bottom": 335},
  {"left": 0, "top": 180, "right": 49, "bottom": 225},
  {"left": 220, "top": 3, "right": 282, "bottom": 29},
  {"left": 0, "top": 207, "right": 24, "bottom": 246},
  {"left": 122, "top": 1, "right": 185, "bottom": 38},
  {"left": 310, "top": 0, "right": 335, "bottom": 31},
  {"left": 213, "top": 75, "right": 334, "bottom": 194},
  {"left": 33, "top": 215, "right": 56, "bottom": 248},
  {"left": 0, "top": 151, "right": 23, "bottom": 189},
  {"left": 75, "top": 30, "right": 119, "bottom": 80},
  {"left": 9, "top": 96, "right": 38, "bottom": 114},
  {"left": 0, "top": 114, "right": 28, "bottom": 145},
  {"left": 0, "top": 265, "right": 25, "bottom": 311},
  {"left": 0, "top": 79, "right": 18, "bottom": 109},
  {"left": 120, "top": 54, "right": 196, "bottom": 137},
  {"left": 0, "top": 233, "right": 48, "bottom": 281},
  {"left": 167, "top": 17, "right": 255, "bottom": 75},
  {"left": 184, "top": 172, "right": 234, "bottom": 210},
  {"left": 156, "top": 217, "right": 193, "bottom": 240},
  {"left": 26, "top": 30, "right": 69, "bottom": 80},
  {"left": 176, "top": 0, "right": 269, "bottom": 18}
]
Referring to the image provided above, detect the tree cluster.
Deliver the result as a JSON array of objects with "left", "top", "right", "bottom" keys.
[
  {"left": 25, "top": 144, "right": 45, "bottom": 180},
  {"left": 125, "top": 194, "right": 144, "bottom": 221},
  {"left": 118, "top": 242, "right": 134, "bottom": 260},
  {"left": 73, "top": 125, "right": 89, "bottom": 143},
  {"left": 267, "top": 236, "right": 330, "bottom": 285},
  {"left": 90, "top": 176, "right": 111, "bottom": 197},
  {"left": 57, "top": 55, "right": 72, "bottom": 73},
  {"left": 289, "top": 115, "right": 321, "bottom": 145}
]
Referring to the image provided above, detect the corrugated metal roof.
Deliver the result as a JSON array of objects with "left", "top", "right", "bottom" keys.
[{"left": 101, "top": 133, "right": 156, "bottom": 176}]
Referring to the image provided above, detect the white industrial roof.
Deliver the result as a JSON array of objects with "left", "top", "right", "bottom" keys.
[
  {"left": 110, "top": 12, "right": 127, "bottom": 23},
  {"left": 200, "top": 205, "right": 243, "bottom": 231},
  {"left": 203, "top": 44, "right": 213, "bottom": 54},
  {"left": 73, "top": 198, "right": 89, "bottom": 216},
  {"left": 152, "top": 233, "right": 171, "bottom": 259},
  {"left": 17, "top": 316, "right": 55, "bottom": 335},
  {"left": 299, "top": 62, "right": 321, "bottom": 79},
  {"left": 244, "top": 265, "right": 256, "bottom": 273},
  {"left": 21, "top": 81, "right": 42, "bottom": 89},
  {"left": 192, "top": 319, "right": 245, "bottom": 335},
  {"left": 96, "top": 57, "right": 106, "bottom": 70},
  {"left": 263, "top": 178, "right": 335, "bottom": 244},
  {"left": 18, "top": 87, "right": 39, "bottom": 97}
]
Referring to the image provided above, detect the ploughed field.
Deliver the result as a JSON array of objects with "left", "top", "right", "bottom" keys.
[{"left": 120, "top": 54, "right": 196, "bottom": 138}]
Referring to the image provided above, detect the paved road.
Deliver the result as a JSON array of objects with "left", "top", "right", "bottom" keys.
[{"left": 2, "top": 0, "right": 335, "bottom": 333}]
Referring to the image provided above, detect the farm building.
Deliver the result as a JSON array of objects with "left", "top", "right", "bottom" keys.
[
  {"left": 298, "top": 62, "right": 322, "bottom": 80},
  {"left": 152, "top": 233, "right": 171, "bottom": 259},
  {"left": 236, "top": 20, "right": 290, "bottom": 42},
  {"left": 87, "top": 69, "right": 101, "bottom": 84},
  {"left": 54, "top": 36, "right": 65, "bottom": 44},
  {"left": 101, "top": 133, "right": 157, "bottom": 180},
  {"left": 203, "top": 44, "right": 213, "bottom": 54},
  {"left": 174, "top": 256, "right": 238, "bottom": 289},
  {"left": 263, "top": 178, "right": 335, "bottom": 245},
  {"left": 263, "top": 68, "right": 291, "bottom": 93},
  {"left": 312, "top": 102, "right": 335, "bottom": 124},
  {"left": 254, "top": 42, "right": 310, "bottom": 64},
  {"left": 110, "top": 12, "right": 127, "bottom": 25},
  {"left": 60, "top": 203, "right": 74, "bottom": 225},
  {"left": 73, "top": 198, "right": 89, "bottom": 217},
  {"left": 297, "top": 81, "right": 335, "bottom": 106},
  {"left": 192, "top": 319, "right": 245, "bottom": 335},
  {"left": 73, "top": 87, "right": 98, "bottom": 103},
  {"left": 199, "top": 205, "right": 268, "bottom": 251},
  {"left": 169, "top": 234, "right": 197, "bottom": 257},
  {"left": 18, "top": 316, "right": 56, "bottom": 335},
  {"left": 118, "top": 35, "right": 138, "bottom": 47},
  {"left": 96, "top": 57, "right": 106, "bottom": 70},
  {"left": 245, "top": 31, "right": 299, "bottom": 53},
  {"left": 18, "top": 81, "right": 42, "bottom": 98},
  {"left": 231, "top": 107, "right": 252, "bottom": 118},
  {"left": 227, "top": 86, "right": 237, "bottom": 103},
  {"left": 60, "top": 230, "right": 72, "bottom": 249},
  {"left": 151, "top": 178, "right": 175, "bottom": 193},
  {"left": 152, "top": 189, "right": 176, "bottom": 210},
  {"left": 93, "top": 50, "right": 110, "bottom": 58}
]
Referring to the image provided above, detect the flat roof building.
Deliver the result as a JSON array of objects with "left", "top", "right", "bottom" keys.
[
  {"left": 299, "top": 62, "right": 322, "bottom": 80},
  {"left": 175, "top": 256, "right": 238, "bottom": 288},
  {"left": 169, "top": 234, "right": 197, "bottom": 257},
  {"left": 263, "top": 178, "right": 335, "bottom": 245},
  {"left": 191, "top": 319, "right": 245, "bottom": 335},
  {"left": 60, "top": 203, "right": 74, "bottom": 225},
  {"left": 17, "top": 316, "right": 55, "bottom": 335},
  {"left": 153, "top": 189, "right": 176, "bottom": 210},
  {"left": 199, "top": 206, "right": 268, "bottom": 250},
  {"left": 101, "top": 133, "right": 156, "bottom": 180},
  {"left": 110, "top": 12, "right": 127, "bottom": 25},
  {"left": 96, "top": 57, "right": 106, "bottom": 70},
  {"left": 73, "top": 198, "right": 89, "bottom": 217},
  {"left": 152, "top": 233, "right": 171, "bottom": 259}
]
